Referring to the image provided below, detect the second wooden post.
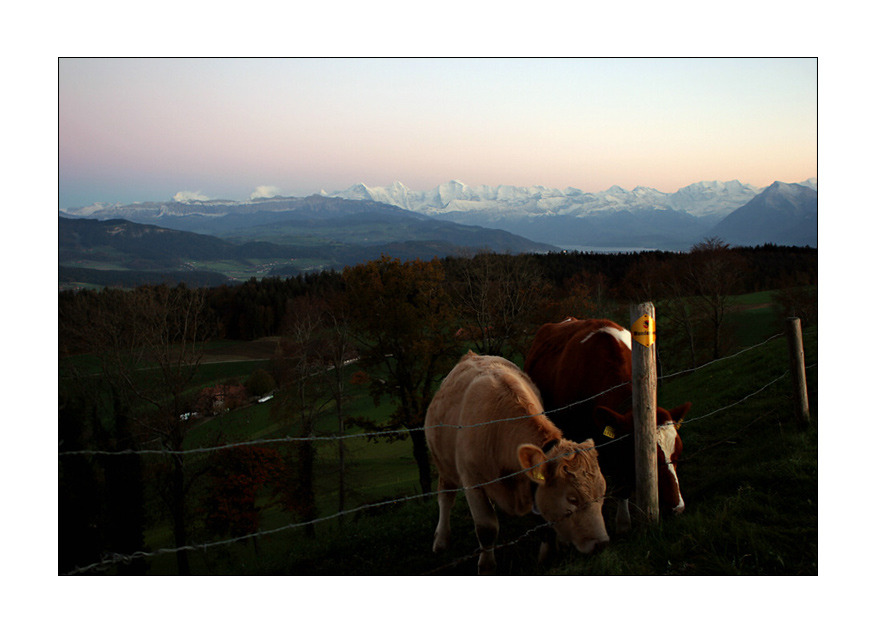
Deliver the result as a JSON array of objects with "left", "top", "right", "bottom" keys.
[
  {"left": 630, "top": 302, "right": 659, "bottom": 525},
  {"left": 785, "top": 317, "right": 811, "bottom": 429}
]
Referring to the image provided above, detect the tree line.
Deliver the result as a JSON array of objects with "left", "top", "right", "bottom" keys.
[
  {"left": 58, "top": 242, "right": 816, "bottom": 574},
  {"left": 60, "top": 243, "right": 815, "bottom": 349}
]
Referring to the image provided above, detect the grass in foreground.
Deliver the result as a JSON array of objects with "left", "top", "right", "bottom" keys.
[{"left": 145, "top": 325, "right": 815, "bottom": 575}]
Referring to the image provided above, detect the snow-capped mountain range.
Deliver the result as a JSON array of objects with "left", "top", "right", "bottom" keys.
[
  {"left": 59, "top": 177, "right": 817, "bottom": 251},
  {"left": 324, "top": 178, "right": 817, "bottom": 221}
]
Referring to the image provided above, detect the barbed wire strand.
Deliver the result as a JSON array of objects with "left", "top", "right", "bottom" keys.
[
  {"left": 660, "top": 331, "right": 784, "bottom": 382},
  {"left": 58, "top": 377, "right": 633, "bottom": 457},
  {"left": 63, "top": 440, "right": 617, "bottom": 576},
  {"left": 62, "top": 332, "right": 816, "bottom": 574},
  {"left": 65, "top": 359, "right": 814, "bottom": 575},
  {"left": 59, "top": 329, "right": 801, "bottom": 458}
]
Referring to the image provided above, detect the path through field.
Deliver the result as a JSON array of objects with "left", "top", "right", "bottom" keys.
[{"left": 200, "top": 337, "right": 282, "bottom": 363}]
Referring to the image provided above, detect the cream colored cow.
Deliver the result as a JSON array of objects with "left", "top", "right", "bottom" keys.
[{"left": 425, "top": 352, "right": 609, "bottom": 574}]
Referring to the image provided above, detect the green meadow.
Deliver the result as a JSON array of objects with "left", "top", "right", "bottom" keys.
[{"left": 62, "top": 289, "right": 816, "bottom": 575}]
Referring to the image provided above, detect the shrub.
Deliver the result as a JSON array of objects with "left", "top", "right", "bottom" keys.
[{"left": 246, "top": 368, "right": 276, "bottom": 397}]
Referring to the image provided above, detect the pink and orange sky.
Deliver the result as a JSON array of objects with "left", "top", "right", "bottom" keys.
[{"left": 58, "top": 58, "right": 816, "bottom": 208}]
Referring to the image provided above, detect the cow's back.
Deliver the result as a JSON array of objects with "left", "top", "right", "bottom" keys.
[
  {"left": 525, "top": 318, "right": 632, "bottom": 442},
  {"left": 425, "top": 352, "right": 560, "bottom": 516}
]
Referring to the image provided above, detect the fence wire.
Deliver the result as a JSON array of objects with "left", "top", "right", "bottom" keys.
[
  {"left": 61, "top": 329, "right": 815, "bottom": 575},
  {"left": 63, "top": 438, "right": 620, "bottom": 575},
  {"left": 58, "top": 330, "right": 803, "bottom": 459}
]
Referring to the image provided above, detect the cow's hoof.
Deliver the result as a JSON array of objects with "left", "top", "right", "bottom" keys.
[
  {"left": 477, "top": 551, "right": 497, "bottom": 575},
  {"left": 432, "top": 532, "right": 450, "bottom": 553}
]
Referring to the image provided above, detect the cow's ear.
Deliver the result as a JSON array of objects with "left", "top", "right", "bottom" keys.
[
  {"left": 579, "top": 438, "right": 598, "bottom": 457},
  {"left": 518, "top": 444, "right": 548, "bottom": 485},
  {"left": 594, "top": 406, "right": 627, "bottom": 436},
  {"left": 670, "top": 402, "right": 692, "bottom": 426}
]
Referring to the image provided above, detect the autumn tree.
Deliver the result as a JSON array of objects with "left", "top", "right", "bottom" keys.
[
  {"left": 544, "top": 270, "right": 600, "bottom": 323},
  {"left": 573, "top": 269, "right": 614, "bottom": 319},
  {"left": 201, "top": 445, "right": 284, "bottom": 550},
  {"left": 342, "top": 256, "right": 459, "bottom": 494}
]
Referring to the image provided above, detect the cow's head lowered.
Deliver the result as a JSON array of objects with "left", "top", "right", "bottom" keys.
[
  {"left": 518, "top": 438, "right": 609, "bottom": 553},
  {"left": 594, "top": 402, "right": 692, "bottom": 515}
]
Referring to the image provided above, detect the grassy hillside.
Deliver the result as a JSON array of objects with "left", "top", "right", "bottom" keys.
[
  {"left": 552, "top": 325, "right": 817, "bottom": 575},
  {"left": 121, "top": 317, "right": 815, "bottom": 575}
]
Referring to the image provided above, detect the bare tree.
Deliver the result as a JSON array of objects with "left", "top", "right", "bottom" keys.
[
  {"left": 273, "top": 295, "right": 328, "bottom": 536},
  {"left": 271, "top": 292, "right": 356, "bottom": 532},
  {"left": 655, "top": 260, "right": 702, "bottom": 371},
  {"left": 448, "top": 250, "right": 546, "bottom": 357},
  {"left": 60, "top": 284, "right": 216, "bottom": 574},
  {"left": 320, "top": 296, "right": 355, "bottom": 519},
  {"left": 687, "top": 238, "right": 747, "bottom": 360}
]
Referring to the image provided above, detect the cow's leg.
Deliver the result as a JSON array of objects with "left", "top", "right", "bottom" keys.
[
  {"left": 538, "top": 535, "right": 559, "bottom": 566},
  {"left": 464, "top": 486, "right": 499, "bottom": 575},
  {"left": 616, "top": 498, "right": 631, "bottom": 534},
  {"left": 433, "top": 476, "right": 457, "bottom": 553}
]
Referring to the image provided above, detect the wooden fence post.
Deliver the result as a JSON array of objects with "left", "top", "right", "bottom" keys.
[
  {"left": 785, "top": 317, "right": 811, "bottom": 429},
  {"left": 630, "top": 302, "right": 659, "bottom": 525}
]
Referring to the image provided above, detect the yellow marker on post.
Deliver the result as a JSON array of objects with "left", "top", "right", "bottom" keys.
[{"left": 631, "top": 314, "right": 656, "bottom": 347}]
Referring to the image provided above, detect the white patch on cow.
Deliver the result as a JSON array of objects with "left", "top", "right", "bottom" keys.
[
  {"left": 611, "top": 327, "right": 632, "bottom": 350},
  {"left": 656, "top": 423, "right": 684, "bottom": 513},
  {"left": 581, "top": 326, "right": 632, "bottom": 350},
  {"left": 656, "top": 423, "right": 678, "bottom": 464}
]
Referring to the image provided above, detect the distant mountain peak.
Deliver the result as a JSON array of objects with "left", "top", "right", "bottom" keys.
[
  {"left": 764, "top": 180, "right": 814, "bottom": 200},
  {"left": 710, "top": 181, "right": 817, "bottom": 247}
]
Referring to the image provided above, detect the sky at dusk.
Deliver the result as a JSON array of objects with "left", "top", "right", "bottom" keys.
[{"left": 58, "top": 58, "right": 817, "bottom": 208}]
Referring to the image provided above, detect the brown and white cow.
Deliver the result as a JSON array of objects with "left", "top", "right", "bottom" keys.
[
  {"left": 524, "top": 318, "right": 692, "bottom": 533},
  {"left": 425, "top": 351, "right": 609, "bottom": 574}
]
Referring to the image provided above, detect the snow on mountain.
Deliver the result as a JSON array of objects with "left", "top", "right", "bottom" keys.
[
  {"left": 59, "top": 201, "right": 122, "bottom": 217},
  {"left": 710, "top": 181, "right": 817, "bottom": 247},
  {"left": 63, "top": 177, "right": 815, "bottom": 229},
  {"left": 665, "top": 180, "right": 763, "bottom": 218},
  {"left": 61, "top": 196, "right": 306, "bottom": 221},
  {"left": 327, "top": 179, "right": 778, "bottom": 220}
]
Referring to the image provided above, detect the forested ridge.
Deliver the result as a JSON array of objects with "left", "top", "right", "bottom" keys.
[
  {"left": 58, "top": 242, "right": 816, "bottom": 575},
  {"left": 60, "top": 243, "right": 816, "bottom": 344}
]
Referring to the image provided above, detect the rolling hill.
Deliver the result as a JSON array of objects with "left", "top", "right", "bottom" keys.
[{"left": 58, "top": 199, "right": 555, "bottom": 288}]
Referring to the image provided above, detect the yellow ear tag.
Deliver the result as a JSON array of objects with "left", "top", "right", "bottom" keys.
[
  {"left": 533, "top": 470, "right": 545, "bottom": 481},
  {"left": 603, "top": 425, "right": 616, "bottom": 439}
]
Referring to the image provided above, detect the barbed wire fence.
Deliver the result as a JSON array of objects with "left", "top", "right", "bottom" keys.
[{"left": 59, "top": 326, "right": 816, "bottom": 575}]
